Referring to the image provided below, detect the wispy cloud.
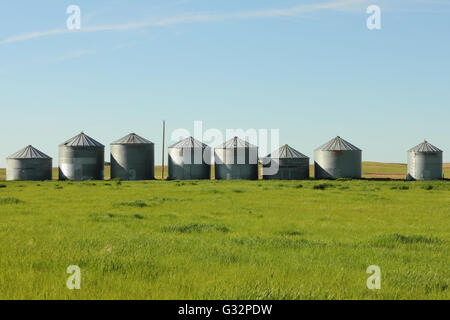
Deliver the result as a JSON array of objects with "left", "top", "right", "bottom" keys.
[
  {"left": 414, "top": 0, "right": 450, "bottom": 5},
  {"left": 55, "top": 49, "right": 96, "bottom": 61},
  {"left": 0, "top": 0, "right": 369, "bottom": 46},
  {"left": 112, "top": 42, "right": 138, "bottom": 51}
]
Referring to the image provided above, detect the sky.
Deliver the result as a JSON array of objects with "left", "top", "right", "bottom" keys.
[{"left": 0, "top": 0, "right": 449, "bottom": 167}]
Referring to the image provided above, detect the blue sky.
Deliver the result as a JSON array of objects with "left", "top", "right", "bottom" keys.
[{"left": 0, "top": 0, "right": 449, "bottom": 166}]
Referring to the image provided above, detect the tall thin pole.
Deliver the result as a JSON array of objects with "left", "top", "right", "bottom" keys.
[{"left": 161, "top": 120, "right": 166, "bottom": 180}]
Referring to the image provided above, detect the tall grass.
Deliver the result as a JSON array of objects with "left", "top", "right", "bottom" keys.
[{"left": 0, "top": 179, "right": 448, "bottom": 299}]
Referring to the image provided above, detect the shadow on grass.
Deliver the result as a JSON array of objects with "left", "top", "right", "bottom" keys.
[
  {"left": 0, "top": 197, "right": 24, "bottom": 205},
  {"left": 368, "top": 233, "right": 443, "bottom": 248},
  {"left": 162, "top": 223, "right": 230, "bottom": 234}
]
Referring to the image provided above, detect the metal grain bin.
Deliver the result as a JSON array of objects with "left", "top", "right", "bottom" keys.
[
  {"left": 6, "top": 145, "right": 52, "bottom": 181},
  {"left": 262, "top": 144, "right": 309, "bottom": 180},
  {"left": 407, "top": 140, "right": 443, "bottom": 180},
  {"left": 110, "top": 133, "right": 154, "bottom": 180},
  {"left": 314, "top": 136, "right": 362, "bottom": 179},
  {"left": 59, "top": 132, "right": 104, "bottom": 181},
  {"left": 168, "top": 136, "right": 211, "bottom": 180},
  {"left": 214, "top": 136, "right": 258, "bottom": 180}
]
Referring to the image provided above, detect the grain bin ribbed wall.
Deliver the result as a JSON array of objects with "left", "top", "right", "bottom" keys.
[
  {"left": 59, "top": 132, "right": 104, "bottom": 181},
  {"left": 314, "top": 136, "right": 362, "bottom": 179},
  {"left": 262, "top": 144, "right": 309, "bottom": 180},
  {"left": 407, "top": 140, "right": 443, "bottom": 180},
  {"left": 110, "top": 133, "right": 154, "bottom": 180},
  {"left": 168, "top": 137, "right": 211, "bottom": 180},
  {"left": 6, "top": 145, "right": 52, "bottom": 181},
  {"left": 214, "top": 137, "right": 258, "bottom": 180}
]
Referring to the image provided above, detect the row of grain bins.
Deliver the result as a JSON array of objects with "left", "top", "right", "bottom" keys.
[
  {"left": 167, "top": 136, "right": 259, "bottom": 180},
  {"left": 5, "top": 133, "right": 445, "bottom": 181}
]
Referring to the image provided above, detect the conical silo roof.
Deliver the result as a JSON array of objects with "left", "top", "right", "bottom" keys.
[
  {"left": 111, "top": 133, "right": 153, "bottom": 145},
  {"left": 60, "top": 132, "right": 104, "bottom": 147},
  {"left": 315, "top": 136, "right": 361, "bottom": 151},
  {"left": 7, "top": 145, "right": 52, "bottom": 159},
  {"left": 408, "top": 140, "right": 442, "bottom": 153},
  {"left": 266, "top": 144, "right": 309, "bottom": 159},
  {"left": 169, "top": 136, "right": 208, "bottom": 149},
  {"left": 215, "top": 136, "right": 257, "bottom": 149}
]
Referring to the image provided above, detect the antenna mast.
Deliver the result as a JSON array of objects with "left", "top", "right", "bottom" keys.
[{"left": 161, "top": 120, "right": 166, "bottom": 179}]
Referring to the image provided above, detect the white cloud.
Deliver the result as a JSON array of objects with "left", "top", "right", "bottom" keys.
[{"left": 0, "top": 0, "right": 370, "bottom": 46}]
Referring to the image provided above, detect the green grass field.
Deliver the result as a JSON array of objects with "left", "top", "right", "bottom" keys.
[{"left": 0, "top": 169, "right": 448, "bottom": 299}]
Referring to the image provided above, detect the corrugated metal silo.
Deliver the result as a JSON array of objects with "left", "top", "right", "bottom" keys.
[
  {"left": 168, "top": 136, "right": 211, "bottom": 180},
  {"left": 59, "top": 132, "right": 104, "bottom": 181},
  {"left": 110, "top": 133, "right": 154, "bottom": 180},
  {"left": 262, "top": 144, "right": 309, "bottom": 180},
  {"left": 314, "top": 136, "right": 362, "bottom": 179},
  {"left": 407, "top": 140, "right": 443, "bottom": 180},
  {"left": 214, "top": 137, "right": 258, "bottom": 180},
  {"left": 6, "top": 145, "right": 52, "bottom": 181}
]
